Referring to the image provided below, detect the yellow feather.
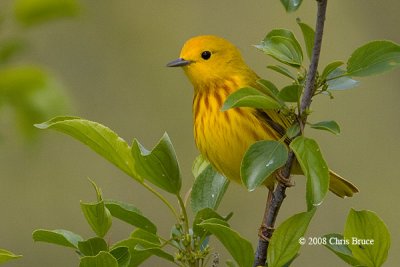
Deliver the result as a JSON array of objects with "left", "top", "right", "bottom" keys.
[{"left": 168, "top": 35, "right": 358, "bottom": 197}]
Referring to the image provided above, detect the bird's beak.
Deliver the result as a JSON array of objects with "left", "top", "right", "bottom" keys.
[{"left": 166, "top": 58, "right": 192, "bottom": 67}]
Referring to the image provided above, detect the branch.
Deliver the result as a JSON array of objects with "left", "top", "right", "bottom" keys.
[
  {"left": 253, "top": 1, "right": 328, "bottom": 266},
  {"left": 300, "top": 0, "right": 328, "bottom": 119}
]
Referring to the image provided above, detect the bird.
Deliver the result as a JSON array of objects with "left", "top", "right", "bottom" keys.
[{"left": 167, "top": 35, "right": 358, "bottom": 198}]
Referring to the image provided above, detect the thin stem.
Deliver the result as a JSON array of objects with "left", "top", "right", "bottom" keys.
[
  {"left": 253, "top": 1, "right": 329, "bottom": 266},
  {"left": 177, "top": 194, "right": 190, "bottom": 235},
  {"left": 253, "top": 153, "right": 295, "bottom": 267},
  {"left": 178, "top": 194, "right": 196, "bottom": 267},
  {"left": 300, "top": 0, "right": 328, "bottom": 123},
  {"left": 142, "top": 182, "right": 180, "bottom": 221}
]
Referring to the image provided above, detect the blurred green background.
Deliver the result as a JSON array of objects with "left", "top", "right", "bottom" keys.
[{"left": 1, "top": 0, "right": 399, "bottom": 266}]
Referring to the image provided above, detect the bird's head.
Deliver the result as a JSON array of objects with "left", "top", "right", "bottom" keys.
[{"left": 167, "top": 35, "right": 250, "bottom": 88}]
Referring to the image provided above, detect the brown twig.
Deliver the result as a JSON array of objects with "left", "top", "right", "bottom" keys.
[
  {"left": 253, "top": 0, "right": 328, "bottom": 266},
  {"left": 300, "top": 0, "right": 328, "bottom": 122}
]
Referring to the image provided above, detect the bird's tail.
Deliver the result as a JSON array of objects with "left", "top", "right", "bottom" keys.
[{"left": 329, "top": 170, "right": 359, "bottom": 198}]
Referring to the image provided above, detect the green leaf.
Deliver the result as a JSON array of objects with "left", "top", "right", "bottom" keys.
[
  {"left": 0, "top": 38, "right": 26, "bottom": 64},
  {"left": 79, "top": 251, "right": 118, "bottom": 267},
  {"left": 347, "top": 40, "right": 400, "bottom": 77},
  {"left": 190, "top": 162, "right": 229, "bottom": 214},
  {"left": 221, "top": 87, "right": 282, "bottom": 111},
  {"left": 32, "top": 229, "right": 83, "bottom": 249},
  {"left": 0, "top": 68, "right": 73, "bottom": 139},
  {"left": 78, "top": 237, "right": 108, "bottom": 256},
  {"left": 131, "top": 234, "right": 163, "bottom": 265},
  {"left": 111, "top": 229, "right": 163, "bottom": 267},
  {"left": 256, "top": 79, "right": 280, "bottom": 96},
  {"left": 126, "top": 249, "right": 150, "bottom": 267},
  {"left": 89, "top": 178, "right": 103, "bottom": 202},
  {"left": 14, "top": 0, "right": 79, "bottom": 26},
  {"left": 344, "top": 209, "right": 390, "bottom": 267},
  {"left": 286, "top": 122, "right": 300, "bottom": 139},
  {"left": 267, "top": 65, "right": 297, "bottom": 80},
  {"left": 170, "top": 224, "right": 183, "bottom": 247},
  {"left": 281, "top": 255, "right": 298, "bottom": 267},
  {"left": 105, "top": 200, "right": 157, "bottom": 234},
  {"left": 199, "top": 218, "right": 254, "bottom": 267},
  {"left": 35, "top": 117, "right": 138, "bottom": 181},
  {"left": 193, "top": 208, "right": 231, "bottom": 239},
  {"left": 80, "top": 199, "right": 112, "bottom": 238},
  {"left": 267, "top": 209, "right": 316, "bottom": 267},
  {"left": 241, "top": 140, "right": 288, "bottom": 191},
  {"left": 192, "top": 154, "right": 210, "bottom": 178},
  {"left": 310, "top": 120, "right": 340, "bottom": 135},
  {"left": 256, "top": 29, "right": 303, "bottom": 67},
  {"left": 323, "top": 233, "right": 361, "bottom": 266},
  {"left": 130, "top": 229, "right": 161, "bottom": 245},
  {"left": 112, "top": 240, "right": 148, "bottom": 267},
  {"left": 131, "top": 133, "right": 181, "bottom": 194},
  {"left": 0, "top": 65, "right": 70, "bottom": 138},
  {"left": 278, "top": 84, "right": 302, "bottom": 102},
  {"left": 111, "top": 232, "right": 153, "bottom": 267},
  {"left": 280, "top": 0, "right": 303, "bottom": 12},
  {"left": 109, "top": 246, "right": 130, "bottom": 267},
  {"left": 0, "top": 65, "right": 46, "bottom": 95},
  {"left": 321, "top": 61, "right": 344, "bottom": 81},
  {"left": 297, "top": 21, "right": 315, "bottom": 61},
  {"left": 134, "top": 246, "right": 175, "bottom": 263},
  {"left": 130, "top": 229, "right": 174, "bottom": 263},
  {"left": 290, "top": 137, "right": 329, "bottom": 210},
  {"left": 225, "top": 260, "right": 237, "bottom": 267},
  {"left": 327, "top": 68, "right": 359, "bottom": 90},
  {"left": 0, "top": 249, "right": 22, "bottom": 264}
]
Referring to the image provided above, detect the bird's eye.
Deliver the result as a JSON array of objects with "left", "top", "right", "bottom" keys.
[{"left": 201, "top": 51, "right": 212, "bottom": 60}]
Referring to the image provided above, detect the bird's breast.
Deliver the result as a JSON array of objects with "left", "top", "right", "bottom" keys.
[{"left": 192, "top": 79, "right": 275, "bottom": 183}]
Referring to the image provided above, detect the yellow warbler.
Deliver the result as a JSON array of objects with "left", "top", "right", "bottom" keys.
[{"left": 167, "top": 35, "right": 358, "bottom": 197}]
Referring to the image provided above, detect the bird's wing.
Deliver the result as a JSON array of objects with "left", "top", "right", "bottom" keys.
[{"left": 250, "top": 79, "right": 294, "bottom": 140}]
